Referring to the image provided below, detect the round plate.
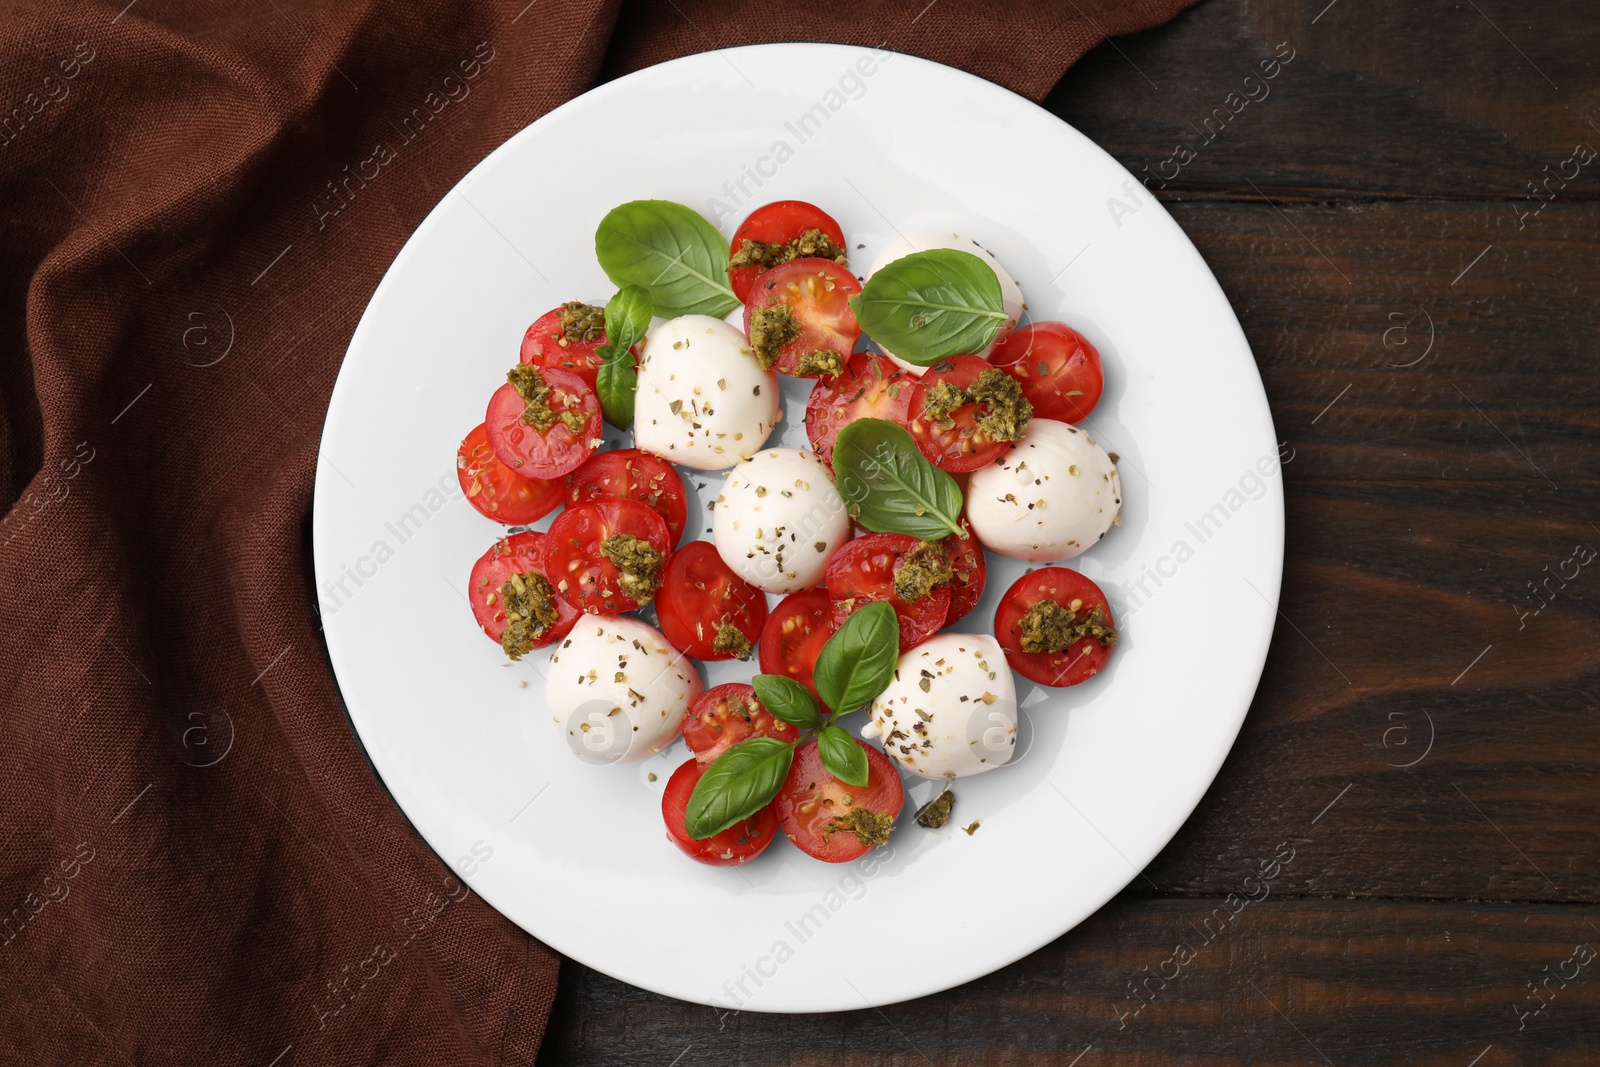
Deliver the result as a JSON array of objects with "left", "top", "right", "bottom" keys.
[{"left": 313, "top": 43, "right": 1282, "bottom": 1013}]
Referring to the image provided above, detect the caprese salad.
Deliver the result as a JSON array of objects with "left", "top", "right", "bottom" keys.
[{"left": 458, "top": 197, "right": 1123, "bottom": 867}]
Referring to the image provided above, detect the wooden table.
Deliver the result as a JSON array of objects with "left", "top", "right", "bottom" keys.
[{"left": 539, "top": 3, "right": 1600, "bottom": 1062}]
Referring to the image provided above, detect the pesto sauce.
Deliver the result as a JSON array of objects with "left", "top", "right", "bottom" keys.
[
  {"left": 498, "top": 570, "right": 560, "bottom": 660},
  {"left": 747, "top": 304, "right": 800, "bottom": 369},
  {"left": 1018, "top": 598, "right": 1118, "bottom": 654},
  {"left": 558, "top": 300, "right": 606, "bottom": 343},
  {"left": 598, "top": 534, "right": 664, "bottom": 603},
  {"left": 711, "top": 621, "right": 754, "bottom": 660},
  {"left": 892, "top": 540, "right": 954, "bottom": 602},
  {"left": 920, "top": 369, "right": 1032, "bottom": 442}
]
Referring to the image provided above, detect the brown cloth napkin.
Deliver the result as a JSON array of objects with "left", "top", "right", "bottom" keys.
[{"left": 0, "top": 0, "right": 1197, "bottom": 1062}]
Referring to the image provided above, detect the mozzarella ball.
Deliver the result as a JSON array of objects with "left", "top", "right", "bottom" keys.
[
  {"left": 966, "top": 419, "right": 1121, "bottom": 562},
  {"left": 634, "top": 315, "right": 779, "bottom": 470},
  {"left": 547, "top": 616, "right": 702, "bottom": 764},
  {"left": 712, "top": 448, "right": 849, "bottom": 594},
  {"left": 866, "top": 230, "right": 1025, "bottom": 373},
  {"left": 862, "top": 634, "right": 1018, "bottom": 779}
]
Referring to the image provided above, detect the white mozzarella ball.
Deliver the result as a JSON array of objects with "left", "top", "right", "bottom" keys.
[
  {"left": 547, "top": 616, "right": 702, "bottom": 764},
  {"left": 862, "top": 634, "right": 1018, "bottom": 779},
  {"left": 634, "top": 315, "right": 779, "bottom": 470},
  {"left": 966, "top": 419, "right": 1121, "bottom": 562},
  {"left": 866, "top": 230, "right": 1025, "bottom": 373},
  {"left": 712, "top": 448, "right": 850, "bottom": 594}
]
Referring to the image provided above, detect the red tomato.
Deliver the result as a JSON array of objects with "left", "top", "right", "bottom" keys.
[
  {"left": 567, "top": 449, "right": 688, "bottom": 545},
  {"left": 824, "top": 534, "right": 951, "bottom": 653},
  {"left": 804, "top": 353, "right": 914, "bottom": 468},
  {"left": 544, "top": 499, "right": 673, "bottom": 614},
  {"left": 519, "top": 304, "right": 610, "bottom": 390},
  {"left": 485, "top": 366, "right": 602, "bottom": 480},
  {"left": 988, "top": 322, "right": 1105, "bottom": 425},
  {"left": 942, "top": 530, "right": 987, "bottom": 626},
  {"left": 728, "top": 200, "right": 847, "bottom": 304},
  {"left": 758, "top": 588, "right": 838, "bottom": 701},
  {"left": 654, "top": 541, "right": 769, "bottom": 661},
  {"left": 907, "top": 354, "right": 1031, "bottom": 473},
  {"left": 682, "top": 683, "right": 800, "bottom": 766},
  {"left": 743, "top": 258, "right": 862, "bottom": 379},
  {"left": 456, "top": 423, "right": 565, "bottom": 525},
  {"left": 996, "top": 568, "right": 1118, "bottom": 687},
  {"left": 774, "top": 739, "right": 903, "bottom": 863},
  {"left": 467, "top": 531, "right": 581, "bottom": 656},
  {"left": 662, "top": 758, "right": 780, "bottom": 866}
]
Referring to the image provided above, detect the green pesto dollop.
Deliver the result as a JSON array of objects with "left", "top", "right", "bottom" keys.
[
  {"left": 711, "top": 621, "right": 754, "bottom": 660},
  {"left": 598, "top": 534, "right": 664, "bottom": 603},
  {"left": 498, "top": 570, "right": 559, "bottom": 661},
  {"left": 914, "top": 789, "right": 956, "bottom": 829},
  {"left": 793, "top": 348, "right": 845, "bottom": 378},
  {"left": 746, "top": 304, "right": 800, "bottom": 369},
  {"left": 507, "top": 364, "right": 588, "bottom": 436},
  {"left": 892, "top": 540, "right": 954, "bottom": 602},
  {"left": 729, "top": 227, "right": 849, "bottom": 271},
  {"left": 558, "top": 301, "right": 606, "bottom": 343},
  {"left": 922, "top": 368, "right": 1032, "bottom": 442},
  {"left": 828, "top": 806, "right": 896, "bottom": 847},
  {"left": 1017, "top": 598, "right": 1118, "bottom": 654}
]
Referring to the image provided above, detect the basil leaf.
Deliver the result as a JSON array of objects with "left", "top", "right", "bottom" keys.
[
  {"left": 594, "top": 285, "right": 651, "bottom": 428},
  {"left": 832, "top": 419, "right": 965, "bottom": 540},
  {"left": 751, "top": 673, "right": 822, "bottom": 731},
  {"left": 813, "top": 599, "right": 900, "bottom": 715},
  {"left": 817, "top": 725, "right": 869, "bottom": 788},
  {"left": 684, "top": 736, "right": 795, "bottom": 840},
  {"left": 850, "top": 248, "right": 1007, "bottom": 365},
  {"left": 595, "top": 200, "right": 740, "bottom": 319}
]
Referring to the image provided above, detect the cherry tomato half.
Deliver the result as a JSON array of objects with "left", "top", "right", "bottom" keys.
[
  {"left": 485, "top": 365, "right": 602, "bottom": 480},
  {"left": 456, "top": 422, "right": 565, "bottom": 525},
  {"left": 467, "top": 532, "right": 581, "bottom": 657},
  {"left": 567, "top": 448, "right": 688, "bottom": 546},
  {"left": 824, "top": 533, "right": 951, "bottom": 653},
  {"left": 682, "top": 683, "right": 800, "bottom": 766},
  {"left": 775, "top": 739, "right": 904, "bottom": 863},
  {"left": 728, "top": 200, "right": 847, "bottom": 304},
  {"left": 663, "top": 758, "right": 780, "bottom": 866},
  {"left": 743, "top": 258, "right": 862, "bottom": 379},
  {"left": 655, "top": 541, "right": 769, "bottom": 661},
  {"left": 988, "top": 322, "right": 1105, "bottom": 425},
  {"left": 995, "top": 567, "right": 1118, "bottom": 687},
  {"left": 804, "top": 352, "right": 913, "bottom": 469},
  {"left": 544, "top": 499, "right": 673, "bottom": 614},
  {"left": 942, "top": 529, "right": 988, "bottom": 627},
  {"left": 519, "top": 303, "right": 610, "bottom": 390},
  {"left": 758, "top": 588, "right": 838, "bottom": 701},
  {"left": 907, "top": 354, "right": 1031, "bottom": 473}
]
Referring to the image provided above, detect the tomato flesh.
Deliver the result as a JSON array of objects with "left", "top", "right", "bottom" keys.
[
  {"left": 655, "top": 541, "right": 769, "bottom": 661},
  {"left": 456, "top": 423, "right": 565, "bottom": 525},
  {"left": 758, "top": 588, "right": 838, "bottom": 701},
  {"left": 519, "top": 305, "right": 609, "bottom": 390},
  {"left": 682, "top": 683, "right": 800, "bottom": 766},
  {"left": 824, "top": 533, "right": 951, "bottom": 652},
  {"left": 804, "top": 353, "right": 913, "bottom": 468},
  {"left": 942, "top": 529, "right": 987, "bottom": 626},
  {"left": 662, "top": 758, "right": 780, "bottom": 866},
  {"left": 544, "top": 499, "right": 673, "bottom": 614},
  {"left": 995, "top": 567, "right": 1117, "bottom": 687},
  {"left": 728, "top": 200, "right": 847, "bottom": 304},
  {"left": 743, "top": 258, "right": 862, "bottom": 379},
  {"left": 567, "top": 448, "right": 688, "bottom": 545},
  {"left": 907, "top": 354, "right": 1024, "bottom": 473},
  {"left": 988, "top": 321, "right": 1105, "bottom": 425},
  {"left": 485, "top": 366, "right": 602, "bottom": 480},
  {"left": 775, "top": 739, "right": 904, "bottom": 863},
  {"left": 467, "top": 531, "right": 581, "bottom": 653}
]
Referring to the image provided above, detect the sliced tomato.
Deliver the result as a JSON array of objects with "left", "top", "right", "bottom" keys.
[
  {"left": 824, "top": 534, "right": 951, "bottom": 653},
  {"left": 654, "top": 541, "right": 769, "bottom": 661},
  {"left": 743, "top": 258, "right": 862, "bottom": 379},
  {"left": 485, "top": 366, "right": 602, "bottom": 480},
  {"left": 467, "top": 531, "right": 580, "bottom": 657},
  {"left": 775, "top": 739, "right": 903, "bottom": 863},
  {"left": 996, "top": 568, "right": 1118, "bottom": 687},
  {"left": 988, "top": 321, "right": 1104, "bottom": 425},
  {"left": 758, "top": 588, "right": 838, "bottom": 701},
  {"left": 456, "top": 423, "right": 565, "bottom": 525},
  {"left": 544, "top": 499, "right": 673, "bottom": 614},
  {"left": 728, "top": 200, "right": 847, "bottom": 304},
  {"left": 519, "top": 304, "right": 610, "bottom": 390},
  {"left": 662, "top": 758, "right": 780, "bottom": 866},
  {"left": 682, "top": 683, "right": 800, "bottom": 766},
  {"left": 804, "top": 353, "right": 914, "bottom": 468},
  {"left": 567, "top": 449, "right": 688, "bottom": 545},
  {"left": 942, "top": 529, "right": 987, "bottom": 626},
  {"left": 907, "top": 354, "right": 1032, "bottom": 473}
]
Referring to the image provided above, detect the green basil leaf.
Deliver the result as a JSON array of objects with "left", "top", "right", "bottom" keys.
[
  {"left": 594, "top": 285, "right": 651, "bottom": 428},
  {"left": 595, "top": 200, "right": 740, "bottom": 319},
  {"left": 684, "top": 736, "right": 795, "bottom": 840},
  {"left": 849, "top": 248, "right": 1006, "bottom": 365},
  {"left": 832, "top": 419, "right": 965, "bottom": 540},
  {"left": 817, "top": 725, "right": 869, "bottom": 788},
  {"left": 813, "top": 599, "right": 900, "bottom": 716},
  {"left": 751, "top": 673, "right": 822, "bottom": 731}
]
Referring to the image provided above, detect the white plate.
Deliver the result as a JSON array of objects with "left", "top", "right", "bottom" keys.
[{"left": 313, "top": 43, "right": 1283, "bottom": 1013}]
